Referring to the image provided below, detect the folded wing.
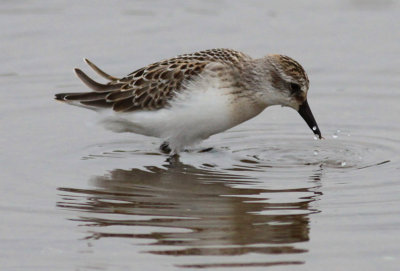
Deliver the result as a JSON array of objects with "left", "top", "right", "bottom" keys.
[{"left": 55, "top": 48, "right": 249, "bottom": 112}]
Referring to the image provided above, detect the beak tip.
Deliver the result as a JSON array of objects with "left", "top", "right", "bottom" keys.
[
  {"left": 314, "top": 132, "right": 322, "bottom": 140},
  {"left": 298, "top": 100, "right": 322, "bottom": 140},
  {"left": 311, "top": 126, "right": 322, "bottom": 139}
]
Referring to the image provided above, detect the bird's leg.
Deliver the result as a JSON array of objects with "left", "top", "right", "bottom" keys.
[
  {"left": 166, "top": 153, "right": 180, "bottom": 163},
  {"left": 159, "top": 141, "right": 171, "bottom": 154}
]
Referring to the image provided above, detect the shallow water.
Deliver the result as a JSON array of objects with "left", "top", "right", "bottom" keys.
[{"left": 1, "top": 1, "right": 400, "bottom": 270}]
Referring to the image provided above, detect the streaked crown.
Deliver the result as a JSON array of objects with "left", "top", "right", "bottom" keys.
[{"left": 268, "top": 54, "right": 309, "bottom": 91}]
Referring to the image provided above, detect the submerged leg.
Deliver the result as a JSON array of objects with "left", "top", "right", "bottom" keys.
[{"left": 159, "top": 141, "right": 171, "bottom": 154}]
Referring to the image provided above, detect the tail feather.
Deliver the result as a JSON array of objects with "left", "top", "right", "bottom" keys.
[
  {"left": 74, "top": 68, "right": 123, "bottom": 92},
  {"left": 55, "top": 91, "right": 113, "bottom": 110},
  {"left": 84, "top": 58, "right": 120, "bottom": 81},
  {"left": 54, "top": 91, "right": 109, "bottom": 101},
  {"left": 55, "top": 59, "right": 127, "bottom": 110},
  {"left": 81, "top": 99, "right": 113, "bottom": 108}
]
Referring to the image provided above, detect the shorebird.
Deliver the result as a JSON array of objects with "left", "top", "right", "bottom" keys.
[{"left": 55, "top": 48, "right": 322, "bottom": 154}]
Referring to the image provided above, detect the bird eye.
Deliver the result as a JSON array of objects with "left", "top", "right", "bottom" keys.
[{"left": 290, "top": 83, "right": 301, "bottom": 94}]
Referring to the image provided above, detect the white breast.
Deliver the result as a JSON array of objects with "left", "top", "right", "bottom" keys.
[{"left": 98, "top": 65, "right": 264, "bottom": 152}]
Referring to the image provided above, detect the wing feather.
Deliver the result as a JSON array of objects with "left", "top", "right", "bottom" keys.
[
  {"left": 55, "top": 49, "right": 250, "bottom": 112},
  {"left": 84, "top": 58, "right": 120, "bottom": 81}
]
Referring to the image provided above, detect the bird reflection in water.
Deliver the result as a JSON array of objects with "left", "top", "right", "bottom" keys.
[{"left": 57, "top": 159, "right": 322, "bottom": 268}]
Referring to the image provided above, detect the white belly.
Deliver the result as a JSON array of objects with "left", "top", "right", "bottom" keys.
[{"left": 98, "top": 73, "right": 265, "bottom": 152}]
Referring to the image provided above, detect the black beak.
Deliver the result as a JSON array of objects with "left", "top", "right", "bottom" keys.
[{"left": 298, "top": 100, "right": 322, "bottom": 139}]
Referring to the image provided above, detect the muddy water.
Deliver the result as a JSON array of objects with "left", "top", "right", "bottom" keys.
[{"left": 1, "top": 1, "right": 400, "bottom": 270}]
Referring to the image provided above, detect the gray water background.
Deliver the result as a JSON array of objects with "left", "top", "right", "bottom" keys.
[{"left": 1, "top": 1, "right": 399, "bottom": 270}]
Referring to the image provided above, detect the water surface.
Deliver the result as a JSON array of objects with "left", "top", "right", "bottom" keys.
[{"left": 1, "top": 1, "right": 400, "bottom": 270}]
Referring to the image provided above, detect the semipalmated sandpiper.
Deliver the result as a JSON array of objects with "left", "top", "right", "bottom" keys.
[{"left": 55, "top": 48, "right": 322, "bottom": 154}]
